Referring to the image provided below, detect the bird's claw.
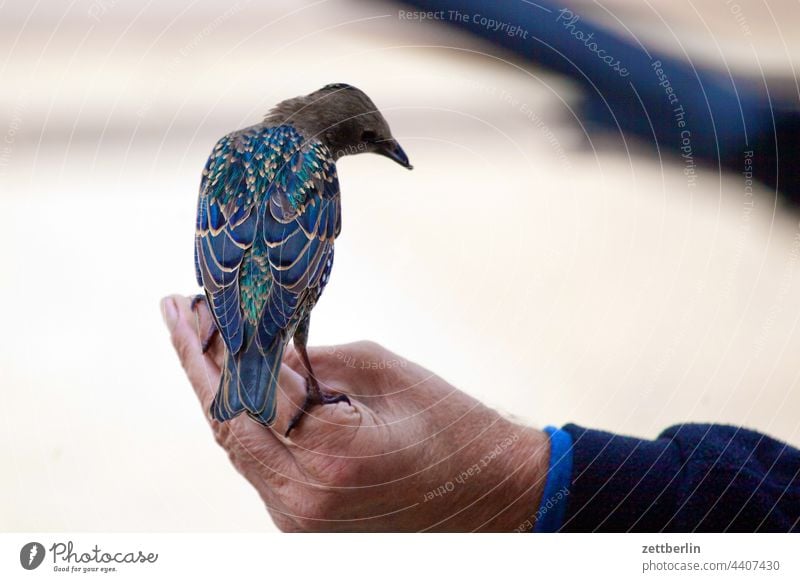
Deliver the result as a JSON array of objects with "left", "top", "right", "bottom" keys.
[
  {"left": 190, "top": 294, "right": 206, "bottom": 311},
  {"left": 284, "top": 379, "right": 351, "bottom": 437}
]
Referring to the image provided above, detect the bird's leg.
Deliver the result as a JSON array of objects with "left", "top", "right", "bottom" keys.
[
  {"left": 190, "top": 294, "right": 219, "bottom": 354},
  {"left": 285, "top": 317, "right": 351, "bottom": 437}
]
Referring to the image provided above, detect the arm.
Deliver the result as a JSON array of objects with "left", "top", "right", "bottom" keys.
[
  {"left": 560, "top": 424, "right": 800, "bottom": 532},
  {"left": 163, "top": 293, "right": 800, "bottom": 532}
]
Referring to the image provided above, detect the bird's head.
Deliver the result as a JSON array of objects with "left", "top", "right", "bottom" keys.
[{"left": 266, "top": 83, "right": 412, "bottom": 169}]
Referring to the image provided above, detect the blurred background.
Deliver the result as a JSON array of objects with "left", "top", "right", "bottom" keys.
[{"left": 1, "top": 0, "right": 799, "bottom": 532}]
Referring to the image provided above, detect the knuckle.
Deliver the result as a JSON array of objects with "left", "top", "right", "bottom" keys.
[
  {"left": 354, "top": 340, "right": 382, "bottom": 353},
  {"left": 346, "top": 340, "right": 387, "bottom": 366}
]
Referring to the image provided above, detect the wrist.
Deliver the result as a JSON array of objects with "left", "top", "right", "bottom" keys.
[{"left": 474, "top": 423, "right": 550, "bottom": 532}]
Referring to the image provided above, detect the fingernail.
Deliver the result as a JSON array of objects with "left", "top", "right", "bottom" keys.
[{"left": 161, "top": 296, "right": 178, "bottom": 332}]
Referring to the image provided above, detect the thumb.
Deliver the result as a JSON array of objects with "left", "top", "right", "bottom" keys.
[
  {"left": 160, "top": 294, "right": 179, "bottom": 333},
  {"left": 161, "top": 294, "right": 220, "bottom": 413}
]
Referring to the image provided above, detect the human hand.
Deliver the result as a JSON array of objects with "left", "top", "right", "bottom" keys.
[{"left": 162, "top": 294, "right": 550, "bottom": 532}]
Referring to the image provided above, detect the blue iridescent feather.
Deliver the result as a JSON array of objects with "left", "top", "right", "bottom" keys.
[{"left": 194, "top": 123, "right": 339, "bottom": 425}]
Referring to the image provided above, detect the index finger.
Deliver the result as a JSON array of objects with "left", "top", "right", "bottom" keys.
[
  {"left": 162, "top": 294, "right": 301, "bottom": 485},
  {"left": 163, "top": 294, "right": 220, "bottom": 413}
]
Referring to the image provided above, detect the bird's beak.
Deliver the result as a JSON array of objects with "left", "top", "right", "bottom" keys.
[{"left": 376, "top": 139, "right": 413, "bottom": 170}]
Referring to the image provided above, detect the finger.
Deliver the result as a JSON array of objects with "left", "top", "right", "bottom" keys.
[
  {"left": 192, "top": 296, "right": 225, "bottom": 367},
  {"left": 266, "top": 362, "right": 309, "bottom": 439},
  {"left": 163, "top": 296, "right": 310, "bottom": 510},
  {"left": 280, "top": 344, "right": 353, "bottom": 419},
  {"left": 282, "top": 344, "right": 359, "bottom": 393},
  {"left": 162, "top": 294, "right": 220, "bottom": 413},
  {"left": 203, "top": 374, "right": 305, "bottom": 514},
  {"left": 272, "top": 353, "right": 368, "bottom": 442},
  {"left": 284, "top": 395, "right": 366, "bottom": 453},
  {"left": 298, "top": 342, "right": 407, "bottom": 398}
]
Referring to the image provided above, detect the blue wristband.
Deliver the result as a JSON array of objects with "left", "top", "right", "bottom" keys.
[{"left": 532, "top": 426, "right": 574, "bottom": 532}]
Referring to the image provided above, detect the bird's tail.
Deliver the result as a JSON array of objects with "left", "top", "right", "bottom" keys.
[{"left": 211, "top": 330, "right": 283, "bottom": 426}]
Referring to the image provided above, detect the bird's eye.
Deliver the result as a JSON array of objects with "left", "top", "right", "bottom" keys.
[{"left": 361, "top": 130, "right": 377, "bottom": 143}]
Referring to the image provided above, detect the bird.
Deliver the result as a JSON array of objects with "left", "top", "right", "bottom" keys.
[{"left": 193, "top": 83, "right": 412, "bottom": 436}]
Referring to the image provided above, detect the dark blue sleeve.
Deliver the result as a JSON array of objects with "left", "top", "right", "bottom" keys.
[{"left": 558, "top": 423, "right": 800, "bottom": 532}]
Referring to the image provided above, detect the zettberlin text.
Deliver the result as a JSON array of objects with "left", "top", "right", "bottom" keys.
[{"left": 642, "top": 542, "right": 700, "bottom": 554}]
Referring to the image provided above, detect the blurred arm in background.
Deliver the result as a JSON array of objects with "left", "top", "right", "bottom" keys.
[
  {"left": 163, "top": 294, "right": 800, "bottom": 532},
  {"left": 400, "top": 0, "right": 800, "bottom": 201}
]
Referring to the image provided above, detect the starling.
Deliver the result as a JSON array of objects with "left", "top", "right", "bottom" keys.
[{"left": 193, "top": 84, "right": 412, "bottom": 435}]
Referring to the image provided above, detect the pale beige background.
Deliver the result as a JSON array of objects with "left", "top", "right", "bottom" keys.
[{"left": 1, "top": 0, "right": 799, "bottom": 531}]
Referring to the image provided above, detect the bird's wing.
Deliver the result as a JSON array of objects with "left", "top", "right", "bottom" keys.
[
  {"left": 195, "top": 125, "right": 340, "bottom": 358},
  {"left": 194, "top": 128, "right": 269, "bottom": 354},
  {"left": 256, "top": 133, "right": 340, "bottom": 351}
]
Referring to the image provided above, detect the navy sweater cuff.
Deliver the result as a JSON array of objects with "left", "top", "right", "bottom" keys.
[
  {"left": 560, "top": 424, "right": 683, "bottom": 531},
  {"left": 560, "top": 423, "right": 800, "bottom": 532},
  {"left": 532, "top": 426, "right": 573, "bottom": 532}
]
